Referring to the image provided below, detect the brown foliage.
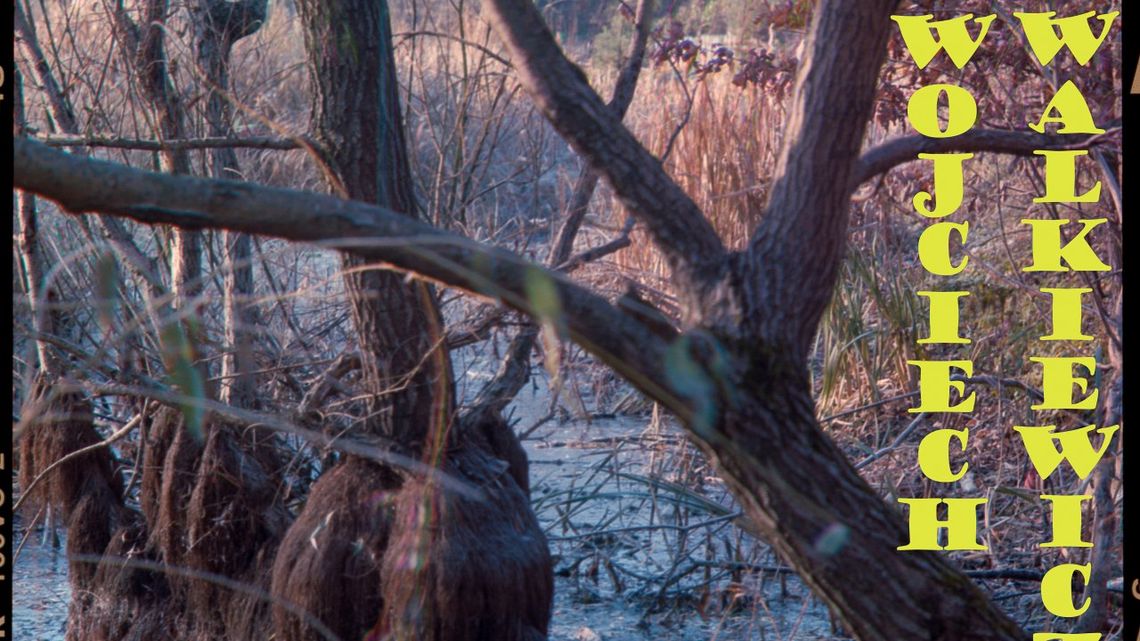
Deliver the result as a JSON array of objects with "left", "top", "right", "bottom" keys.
[
  {"left": 66, "top": 517, "right": 174, "bottom": 641},
  {"left": 146, "top": 408, "right": 205, "bottom": 576},
  {"left": 17, "top": 376, "right": 127, "bottom": 593},
  {"left": 184, "top": 420, "right": 290, "bottom": 633}
]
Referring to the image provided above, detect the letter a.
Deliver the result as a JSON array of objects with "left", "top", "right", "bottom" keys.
[
  {"left": 891, "top": 14, "right": 996, "bottom": 69},
  {"left": 1028, "top": 80, "right": 1106, "bottom": 134}
]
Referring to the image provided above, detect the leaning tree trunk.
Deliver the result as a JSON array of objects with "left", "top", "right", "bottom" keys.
[
  {"left": 477, "top": 0, "right": 1038, "bottom": 637},
  {"left": 270, "top": 2, "right": 552, "bottom": 640}
]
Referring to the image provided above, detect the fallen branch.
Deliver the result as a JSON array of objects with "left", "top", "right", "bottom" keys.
[{"left": 39, "top": 134, "right": 304, "bottom": 151}]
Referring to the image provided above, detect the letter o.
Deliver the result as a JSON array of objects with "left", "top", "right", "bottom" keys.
[{"left": 907, "top": 84, "right": 978, "bottom": 138}]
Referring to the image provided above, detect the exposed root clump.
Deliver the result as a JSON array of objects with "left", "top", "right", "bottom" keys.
[
  {"left": 139, "top": 405, "right": 182, "bottom": 528},
  {"left": 17, "top": 376, "right": 126, "bottom": 593},
  {"left": 184, "top": 420, "right": 289, "bottom": 632},
  {"left": 462, "top": 408, "right": 531, "bottom": 496},
  {"left": 66, "top": 516, "right": 175, "bottom": 641},
  {"left": 18, "top": 376, "right": 121, "bottom": 515},
  {"left": 146, "top": 408, "right": 206, "bottom": 576},
  {"left": 379, "top": 444, "right": 553, "bottom": 641},
  {"left": 271, "top": 456, "right": 402, "bottom": 641},
  {"left": 21, "top": 381, "right": 554, "bottom": 641}
]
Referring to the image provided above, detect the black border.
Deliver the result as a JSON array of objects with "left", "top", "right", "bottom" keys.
[{"left": 1122, "top": 0, "right": 1137, "bottom": 637}]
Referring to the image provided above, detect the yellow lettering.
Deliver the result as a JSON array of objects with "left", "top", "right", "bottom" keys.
[
  {"left": 908, "top": 360, "right": 976, "bottom": 412},
  {"left": 1033, "top": 151, "right": 1102, "bottom": 203},
  {"left": 917, "top": 291, "right": 970, "bottom": 344},
  {"left": 918, "top": 221, "right": 969, "bottom": 275},
  {"left": 918, "top": 428, "right": 969, "bottom": 482},
  {"left": 1022, "top": 219, "right": 1110, "bottom": 272},
  {"left": 1014, "top": 11, "right": 1118, "bottom": 66},
  {"left": 1031, "top": 356, "right": 1097, "bottom": 410},
  {"left": 1041, "top": 563, "right": 1091, "bottom": 617},
  {"left": 898, "top": 497, "right": 988, "bottom": 550},
  {"left": 907, "top": 85, "right": 978, "bottom": 138},
  {"left": 913, "top": 153, "right": 972, "bottom": 217},
  {"left": 1040, "top": 288, "right": 1093, "bottom": 341},
  {"left": 1040, "top": 494, "right": 1092, "bottom": 548},
  {"left": 1028, "top": 81, "right": 1106, "bottom": 134},
  {"left": 891, "top": 14, "right": 996, "bottom": 69},
  {"left": 1013, "top": 425, "right": 1118, "bottom": 481}
]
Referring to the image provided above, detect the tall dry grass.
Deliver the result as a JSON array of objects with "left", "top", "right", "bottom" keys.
[{"left": 606, "top": 70, "right": 785, "bottom": 288}]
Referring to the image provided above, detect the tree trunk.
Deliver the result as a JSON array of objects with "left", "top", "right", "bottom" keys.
[
  {"left": 192, "top": 0, "right": 268, "bottom": 409},
  {"left": 19, "top": 0, "right": 1117, "bottom": 635},
  {"left": 13, "top": 67, "right": 64, "bottom": 379},
  {"left": 693, "top": 343, "right": 1029, "bottom": 641},
  {"left": 271, "top": 2, "right": 552, "bottom": 639}
]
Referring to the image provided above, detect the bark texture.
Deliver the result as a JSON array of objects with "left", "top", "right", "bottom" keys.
[{"left": 270, "top": 2, "right": 553, "bottom": 639}]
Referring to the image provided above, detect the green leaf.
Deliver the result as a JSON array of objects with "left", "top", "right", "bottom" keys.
[
  {"left": 524, "top": 268, "right": 564, "bottom": 330},
  {"left": 94, "top": 252, "right": 119, "bottom": 333},
  {"left": 525, "top": 267, "right": 568, "bottom": 386},
  {"left": 169, "top": 354, "right": 206, "bottom": 442},
  {"left": 813, "top": 522, "right": 851, "bottom": 557},
  {"left": 664, "top": 336, "right": 717, "bottom": 433},
  {"left": 160, "top": 322, "right": 205, "bottom": 442}
]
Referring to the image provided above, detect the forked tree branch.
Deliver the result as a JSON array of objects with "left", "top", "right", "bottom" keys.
[
  {"left": 466, "top": 0, "right": 657, "bottom": 421},
  {"left": 14, "top": 138, "right": 692, "bottom": 424},
  {"left": 480, "top": 0, "right": 727, "bottom": 290}
]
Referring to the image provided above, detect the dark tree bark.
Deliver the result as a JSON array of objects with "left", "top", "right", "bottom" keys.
[
  {"left": 481, "top": 1, "right": 1031, "bottom": 638},
  {"left": 293, "top": 0, "right": 448, "bottom": 445},
  {"left": 270, "top": 1, "right": 553, "bottom": 639}
]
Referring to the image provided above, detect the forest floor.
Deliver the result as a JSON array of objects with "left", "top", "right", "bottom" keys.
[{"left": 13, "top": 365, "right": 841, "bottom": 641}]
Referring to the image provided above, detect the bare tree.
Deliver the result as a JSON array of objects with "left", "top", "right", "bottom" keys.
[{"left": 191, "top": 0, "right": 269, "bottom": 408}]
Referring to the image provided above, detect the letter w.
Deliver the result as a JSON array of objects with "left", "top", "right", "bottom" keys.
[
  {"left": 1014, "top": 11, "right": 1119, "bottom": 66},
  {"left": 1013, "top": 424, "right": 1118, "bottom": 481},
  {"left": 891, "top": 14, "right": 996, "bottom": 69}
]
